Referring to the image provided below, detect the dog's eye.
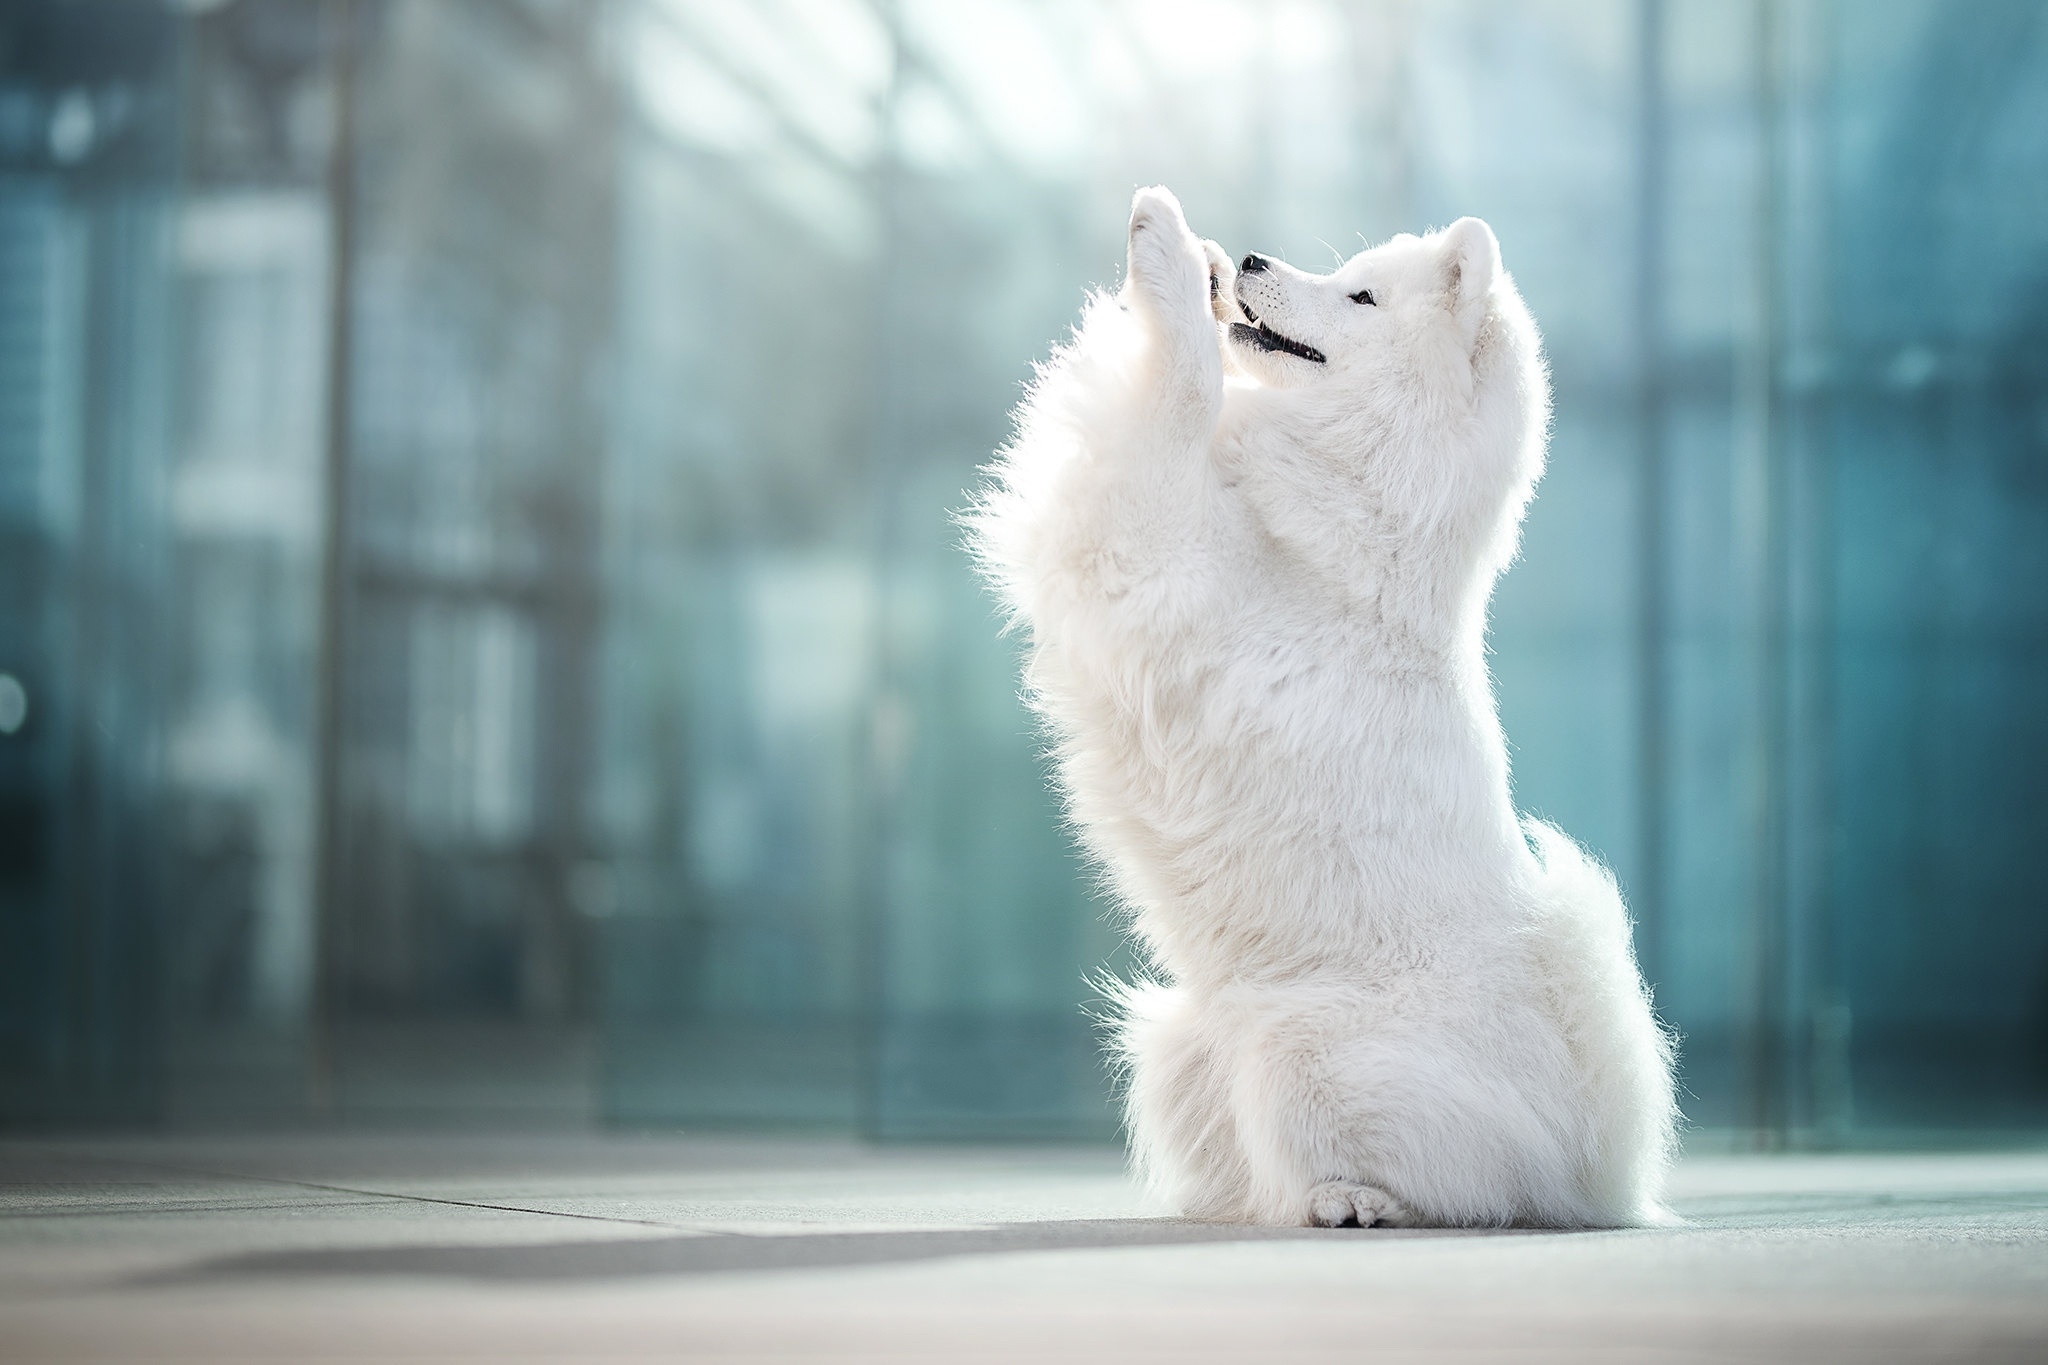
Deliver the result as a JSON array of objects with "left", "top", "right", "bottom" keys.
[{"left": 1349, "top": 288, "right": 1377, "bottom": 306}]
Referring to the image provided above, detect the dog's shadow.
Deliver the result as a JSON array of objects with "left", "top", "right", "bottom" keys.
[{"left": 142, "top": 1216, "right": 1521, "bottom": 1285}]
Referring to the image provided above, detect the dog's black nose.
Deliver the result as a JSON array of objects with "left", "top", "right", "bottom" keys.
[{"left": 1240, "top": 253, "right": 1270, "bottom": 274}]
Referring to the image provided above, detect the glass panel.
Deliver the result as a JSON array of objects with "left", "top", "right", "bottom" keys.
[
  {"left": 0, "top": 0, "right": 2042, "bottom": 1146},
  {"left": 1827, "top": 0, "right": 2048, "bottom": 1132},
  {"left": 0, "top": 3, "right": 181, "bottom": 1121}
]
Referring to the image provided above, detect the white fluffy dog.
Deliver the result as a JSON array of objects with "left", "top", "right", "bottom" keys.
[{"left": 969, "top": 187, "right": 1677, "bottom": 1228}]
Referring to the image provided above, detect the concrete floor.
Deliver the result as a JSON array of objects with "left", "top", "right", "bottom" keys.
[{"left": 2, "top": 1137, "right": 2045, "bottom": 1363}]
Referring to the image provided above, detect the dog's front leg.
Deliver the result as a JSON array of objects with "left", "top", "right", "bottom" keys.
[{"left": 1123, "top": 186, "right": 1225, "bottom": 448}]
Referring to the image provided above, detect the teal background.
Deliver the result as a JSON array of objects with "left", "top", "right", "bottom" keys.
[{"left": 1, "top": 0, "right": 2044, "bottom": 1143}]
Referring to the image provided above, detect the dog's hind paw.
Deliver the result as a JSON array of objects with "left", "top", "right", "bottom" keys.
[{"left": 1307, "top": 1181, "right": 1414, "bottom": 1229}]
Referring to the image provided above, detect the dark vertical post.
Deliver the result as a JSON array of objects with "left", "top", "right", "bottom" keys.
[
  {"left": 1778, "top": 0, "right": 1841, "bottom": 1143},
  {"left": 1798, "top": 0, "right": 1846, "bottom": 1144},
  {"left": 1632, "top": 0, "right": 1669, "bottom": 999},
  {"left": 1749, "top": 0, "right": 1793, "bottom": 1147},
  {"left": 308, "top": 0, "right": 360, "bottom": 1115},
  {"left": 854, "top": 0, "right": 909, "bottom": 1140}
]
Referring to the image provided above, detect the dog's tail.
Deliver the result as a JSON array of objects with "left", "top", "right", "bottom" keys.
[{"left": 1523, "top": 817, "right": 1682, "bottom": 1226}]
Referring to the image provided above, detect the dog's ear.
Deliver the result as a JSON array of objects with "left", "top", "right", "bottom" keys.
[{"left": 1440, "top": 217, "right": 1499, "bottom": 348}]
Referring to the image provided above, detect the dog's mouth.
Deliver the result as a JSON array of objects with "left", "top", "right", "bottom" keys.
[{"left": 1230, "top": 300, "right": 1326, "bottom": 365}]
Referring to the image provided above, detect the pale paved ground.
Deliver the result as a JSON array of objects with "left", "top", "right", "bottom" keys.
[{"left": 2, "top": 1137, "right": 2046, "bottom": 1362}]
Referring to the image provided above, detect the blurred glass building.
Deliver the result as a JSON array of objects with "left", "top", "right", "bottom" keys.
[{"left": 1, "top": 0, "right": 2043, "bottom": 1143}]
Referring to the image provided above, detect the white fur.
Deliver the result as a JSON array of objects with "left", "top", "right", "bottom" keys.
[{"left": 967, "top": 187, "right": 1677, "bottom": 1228}]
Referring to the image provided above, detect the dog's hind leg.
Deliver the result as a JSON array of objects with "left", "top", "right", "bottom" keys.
[
  {"left": 1115, "top": 981, "right": 1252, "bottom": 1220},
  {"left": 1305, "top": 1180, "right": 1415, "bottom": 1229},
  {"left": 1218, "top": 991, "right": 1585, "bottom": 1228}
]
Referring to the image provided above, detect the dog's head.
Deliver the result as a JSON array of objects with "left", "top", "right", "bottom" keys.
[
  {"left": 1221, "top": 217, "right": 1505, "bottom": 397},
  {"left": 1218, "top": 216, "right": 1547, "bottom": 573}
]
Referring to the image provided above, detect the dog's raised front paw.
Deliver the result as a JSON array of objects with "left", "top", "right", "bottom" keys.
[
  {"left": 1202, "top": 238, "right": 1244, "bottom": 324},
  {"left": 1126, "top": 185, "right": 1206, "bottom": 320},
  {"left": 1307, "top": 1180, "right": 1414, "bottom": 1229},
  {"left": 1128, "top": 184, "right": 1190, "bottom": 243}
]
